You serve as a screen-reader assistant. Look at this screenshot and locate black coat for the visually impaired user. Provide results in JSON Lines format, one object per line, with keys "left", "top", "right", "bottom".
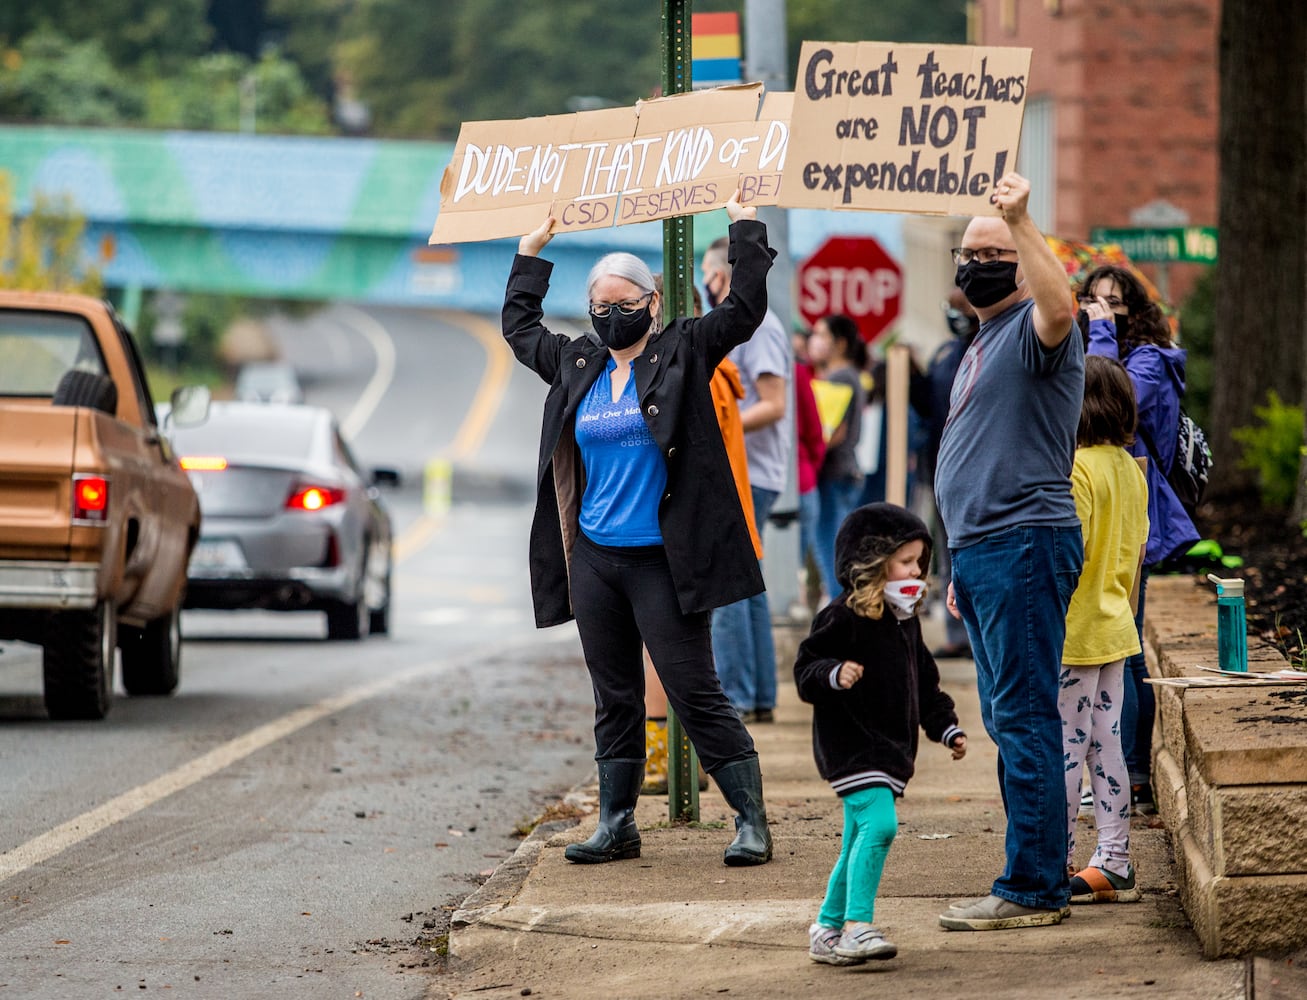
{"left": 502, "top": 220, "right": 775, "bottom": 627}
{"left": 793, "top": 598, "right": 963, "bottom": 797}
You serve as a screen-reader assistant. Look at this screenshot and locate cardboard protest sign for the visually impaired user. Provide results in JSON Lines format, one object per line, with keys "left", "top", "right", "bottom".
{"left": 429, "top": 84, "right": 790, "bottom": 244}
{"left": 779, "top": 41, "right": 1032, "bottom": 217}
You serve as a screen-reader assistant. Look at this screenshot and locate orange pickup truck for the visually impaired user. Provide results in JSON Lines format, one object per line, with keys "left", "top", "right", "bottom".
{"left": 0, "top": 291, "right": 201, "bottom": 719}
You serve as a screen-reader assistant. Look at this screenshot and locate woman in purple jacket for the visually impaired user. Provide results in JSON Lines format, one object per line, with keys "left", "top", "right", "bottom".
{"left": 1078, "top": 265, "right": 1199, "bottom": 813}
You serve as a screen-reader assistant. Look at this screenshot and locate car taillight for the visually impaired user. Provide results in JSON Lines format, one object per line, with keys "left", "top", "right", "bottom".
{"left": 180, "top": 455, "right": 229, "bottom": 471}
{"left": 286, "top": 485, "right": 346, "bottom": 511}
{"left": 73, "top": 474, "right": 109, "bottom": 522}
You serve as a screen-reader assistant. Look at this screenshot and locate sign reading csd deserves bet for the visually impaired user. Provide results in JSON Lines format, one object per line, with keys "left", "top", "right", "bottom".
{"left": 429, "top": 84, "right": 791, "bottom": 244}
{"left": 780, "top": 41, "right": 1031, "bottom": 217}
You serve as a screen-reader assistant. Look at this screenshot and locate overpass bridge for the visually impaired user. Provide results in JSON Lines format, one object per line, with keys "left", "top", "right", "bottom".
{"left": 0, "top": 125, "right": 901, "bottom": 317}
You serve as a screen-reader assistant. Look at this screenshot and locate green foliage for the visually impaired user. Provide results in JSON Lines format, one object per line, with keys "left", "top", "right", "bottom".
{"left": 1177, "top": 267, "right": 1215, "bottom": 430}
{"left": 0, "top": 22, "right": 331, "bottom": 135}
{"left": 0, "top": 170, "right": 103, "bottom": 294}
{"left": 3, "top": 0, "right": 968, "bottom": 140}
{"left": 1230, "top": 390, "right": 1304, "bottom": 510}
{"left": 140, "top": 50, "right": 332, "bottom": 133}
{"left": 0, "top": 26, "right": 141, "bottom": 125}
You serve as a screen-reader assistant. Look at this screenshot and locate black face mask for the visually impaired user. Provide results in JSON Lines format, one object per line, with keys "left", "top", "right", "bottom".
{"left": 703, "top": 271, "right": 724, "bottom": 309}
{"left": 1110, "top": 313, "right": 1131, "bottom": 341}
{"left": 591, "top": 303, "right": 652, "bottom": 350}
{"left": 955, "top": 260, "right": 1019, "bottom": 308}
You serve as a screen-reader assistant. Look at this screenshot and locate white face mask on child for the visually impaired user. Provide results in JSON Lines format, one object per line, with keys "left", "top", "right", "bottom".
{"left": 884, "top": 579, "right": 927, "bottom": 620}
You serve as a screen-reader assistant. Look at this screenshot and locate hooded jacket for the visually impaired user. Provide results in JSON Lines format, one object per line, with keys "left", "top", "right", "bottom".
{"left": 1087, "top": 318, "right": 1200, "bottom": 564}
{"left": 502, "top": 220, "right": 774, "bottom": 627}
{"left": 793, "top": 503, "right": 964, "bottom": 797}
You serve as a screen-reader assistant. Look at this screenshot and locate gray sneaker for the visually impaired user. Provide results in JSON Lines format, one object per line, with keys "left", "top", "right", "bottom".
{"left": 808, "top": 923, "right": 862, "bottom": 966}
{"left": 938, "top": 893, "right": 1065, "bottom": 931}
{"left": 947, "top": 894, "right": 1071, "bottom": 918}
{"left": 833, "top": 923, "right": 897, "bottom": 960}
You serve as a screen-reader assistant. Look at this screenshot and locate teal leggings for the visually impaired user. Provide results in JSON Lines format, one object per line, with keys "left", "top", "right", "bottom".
{"left": 817, "top": 785, "right": 898, "bottom": 927}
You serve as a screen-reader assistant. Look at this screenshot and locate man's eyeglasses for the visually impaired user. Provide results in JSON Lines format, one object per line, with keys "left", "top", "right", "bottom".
{"left": 589, "top": 294, "right": 652, "bottom": 318}
{"left": 1077, "top": 294, "right": 1126, "bottom": 310}
{"left": 950, "top": 247, "right": 1019, "bottom": 266}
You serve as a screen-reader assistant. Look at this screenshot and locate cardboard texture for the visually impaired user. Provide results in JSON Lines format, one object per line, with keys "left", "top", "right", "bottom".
{"left": 779, "top": 40, "right": 1032, "bottom": 217}
{"left": 429, "top": 83, "right": 790, "bottom": 244}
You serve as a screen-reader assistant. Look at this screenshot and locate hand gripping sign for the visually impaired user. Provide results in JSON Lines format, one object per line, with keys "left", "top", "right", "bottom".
{"left": 428, "top": 84, "right": 791, "bottom": 244}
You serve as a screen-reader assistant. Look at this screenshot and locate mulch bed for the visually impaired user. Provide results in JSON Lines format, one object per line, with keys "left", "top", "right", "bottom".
{"left": 1192, "top": 489, "right": 1307, "bottom": 666}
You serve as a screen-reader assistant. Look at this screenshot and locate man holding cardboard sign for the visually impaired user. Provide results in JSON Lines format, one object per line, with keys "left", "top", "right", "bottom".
{"left": 934, "top": 173, "right": 1085, "bottom": 931}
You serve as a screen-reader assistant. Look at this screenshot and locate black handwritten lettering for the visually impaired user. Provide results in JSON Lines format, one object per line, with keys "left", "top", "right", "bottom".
{"left": 834, "top": 117, "right": 880, "bottom": 140}
{"left": 915, "top": 51, "right": 1027, "bottom": 105}
{"left": 899, "top": 105, "right": 989, "bottom": 151}
{"left": 804, "top": 47, "right": 899, "bottom": 100}
{"left": 818, "top": 149, "right": 1005, "bottom": 204}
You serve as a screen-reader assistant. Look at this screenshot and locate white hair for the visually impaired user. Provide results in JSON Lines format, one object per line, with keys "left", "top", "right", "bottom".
{"left": 586, "top": 253, "right": 656, "bottom": 301}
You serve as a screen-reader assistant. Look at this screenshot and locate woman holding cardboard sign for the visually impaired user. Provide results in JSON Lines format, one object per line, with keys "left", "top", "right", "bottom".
{"left": 503, "top": 190, "right": 774, "bottom": 867}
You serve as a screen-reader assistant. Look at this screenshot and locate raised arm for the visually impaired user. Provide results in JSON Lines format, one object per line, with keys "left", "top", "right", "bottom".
{"left": 992, "top": 174, "right": 1075, "bottom": 350}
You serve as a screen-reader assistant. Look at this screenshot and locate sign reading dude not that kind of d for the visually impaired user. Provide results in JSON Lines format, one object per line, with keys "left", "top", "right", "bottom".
{"left": 428, "top": 41, "right": 1031, "bottom": 245}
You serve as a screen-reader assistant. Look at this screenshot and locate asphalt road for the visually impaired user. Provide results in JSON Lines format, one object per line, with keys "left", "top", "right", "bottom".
{"left": 0, "top": 305, "right": 597, "bottom": 998}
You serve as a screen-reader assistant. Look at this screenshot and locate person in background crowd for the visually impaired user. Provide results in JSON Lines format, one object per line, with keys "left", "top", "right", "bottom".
{"left": 795, "top": 503, "right": 966, "bottom": 965}
{"left": 1078, "top": 265, "right": 1199, "bottom": 815}
{"left": 809, "top": 314, "right": 867, "bottom": 601}
{"left": 642, "top": 275, "right": 757, "bottom": 795}
{"left": 701, "top": 235, "right": 793, "bottom": 724}
{"left": 910, "top": 288, "right": 979, "bottom": 659}
{"left": 503, "top": 191, "right": 773, "bottom": 867}
{"left": 935, "top": 172, "right": 1084, "bottom": 932}
{"left": 1059, "top": 355, "right": 1149, "bottom": 905}
{"left": 794, "top": 347, "right": 828, "bottom": 613}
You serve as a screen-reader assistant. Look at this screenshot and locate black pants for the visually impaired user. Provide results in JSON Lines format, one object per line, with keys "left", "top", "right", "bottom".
{"left": 570, "top": 533, "right": 756, "bottom": 773}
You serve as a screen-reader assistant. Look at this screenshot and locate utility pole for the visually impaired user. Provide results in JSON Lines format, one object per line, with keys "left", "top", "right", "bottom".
{"left": 661, "top": 0, "right": 701, "bottom": 822}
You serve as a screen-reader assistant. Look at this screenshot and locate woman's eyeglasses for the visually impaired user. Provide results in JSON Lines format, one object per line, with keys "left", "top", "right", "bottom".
{"left": 589, "top": 294, "right": 652, "bottom": 318}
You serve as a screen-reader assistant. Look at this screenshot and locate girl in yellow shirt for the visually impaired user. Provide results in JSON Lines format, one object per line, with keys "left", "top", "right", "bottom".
{"left": 1060, "top": 356, "right": 1149, "bottom": 903}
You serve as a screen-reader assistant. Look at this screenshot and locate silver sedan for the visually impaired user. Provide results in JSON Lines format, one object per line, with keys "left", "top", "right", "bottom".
{"left": 170, "top": 402, "right": 397, "bottom": 639}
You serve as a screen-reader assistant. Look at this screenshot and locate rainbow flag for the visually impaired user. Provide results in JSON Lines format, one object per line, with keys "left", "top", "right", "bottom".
{"left": 692, "top": 12, "right": 742, "bottom": 89}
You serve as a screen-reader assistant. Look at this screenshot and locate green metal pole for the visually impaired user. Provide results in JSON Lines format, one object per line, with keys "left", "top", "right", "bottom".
{"left": 661, "top": 0, "right": 701, "bottom": 823}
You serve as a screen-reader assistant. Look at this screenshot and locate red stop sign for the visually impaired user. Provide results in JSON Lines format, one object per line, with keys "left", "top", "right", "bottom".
{"left": 798, "top": 236, "right": 902, "bottom": 343}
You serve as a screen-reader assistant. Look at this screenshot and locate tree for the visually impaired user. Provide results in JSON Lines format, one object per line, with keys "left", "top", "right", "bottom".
{"left": 0, "top": 171, "right": 104, "bottom": 295}
{"left": 0, "top": 26, "right": 141, "bottom": 125}
{"left": 1209, "top": 2, "right": 1307, "bottom": 517}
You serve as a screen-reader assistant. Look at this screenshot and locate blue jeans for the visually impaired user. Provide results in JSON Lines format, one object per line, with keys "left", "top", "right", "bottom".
{"left": 711, "top": 486, "right": 779, "bottom": 713}
{"left": 1119, "top": 571, "right": 1153, "bottom": 785}
{"left": 798, "top": 487, "right": 820, "bottom": 586}
{"left": 815, "top": 477, "right": 863, "bottom": 597}
{"left": 951, "top": 525, "right": 1083, "bottom": 910}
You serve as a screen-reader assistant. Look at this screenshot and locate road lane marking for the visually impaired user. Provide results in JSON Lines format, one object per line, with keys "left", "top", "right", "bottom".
{"left": 389, "top": 310, "right": 517, "bottom": 559}
{"left": 335, "top": 304, "right": 398, "bottom": 440}
{"left": 438, "top": 310, "right": 514, "bottom": 462}
{"left": 0, "top": 629, "right": 578, "bottom": 884}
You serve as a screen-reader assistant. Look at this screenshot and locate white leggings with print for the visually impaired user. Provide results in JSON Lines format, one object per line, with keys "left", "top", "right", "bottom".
{"left": 1058, "top": 660, "right": 1131, "bottom": 878}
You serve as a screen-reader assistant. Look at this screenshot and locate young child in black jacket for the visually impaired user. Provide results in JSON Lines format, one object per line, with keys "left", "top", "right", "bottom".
{"left": 794, "top": 503, "right": 967, "bottom": 965}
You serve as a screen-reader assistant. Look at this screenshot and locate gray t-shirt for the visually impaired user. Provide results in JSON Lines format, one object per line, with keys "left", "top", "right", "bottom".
{"left": 729, "top": 308, "right": 793, "bottom": 494}
{"left": 936, "top": 298, "right": 1084, "bottom": 550}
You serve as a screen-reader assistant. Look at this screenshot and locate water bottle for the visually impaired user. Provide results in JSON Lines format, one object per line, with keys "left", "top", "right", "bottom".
{"left": 1207, "top": 574, "right": 1248, "bottom": 672}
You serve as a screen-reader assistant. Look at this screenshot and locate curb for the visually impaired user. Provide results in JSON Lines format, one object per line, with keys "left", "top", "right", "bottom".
{"left": 450, "top": 817, "right": 580, "bottom": 934}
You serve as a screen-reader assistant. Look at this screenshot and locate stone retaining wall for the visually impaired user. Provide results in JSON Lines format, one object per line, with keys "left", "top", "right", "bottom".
{"left": 1146, "top": 576, "right": 1307, "bottom": 958}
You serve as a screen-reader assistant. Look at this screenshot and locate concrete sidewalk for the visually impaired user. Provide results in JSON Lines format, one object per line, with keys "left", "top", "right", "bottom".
{"left": 430, "top": 617, "right": 1245, "bottom": 999}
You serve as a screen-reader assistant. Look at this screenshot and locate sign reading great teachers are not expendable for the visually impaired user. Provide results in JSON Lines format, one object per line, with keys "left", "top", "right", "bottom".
{"left": 427, "top": 41, "right": 1031, "bottom": 245}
